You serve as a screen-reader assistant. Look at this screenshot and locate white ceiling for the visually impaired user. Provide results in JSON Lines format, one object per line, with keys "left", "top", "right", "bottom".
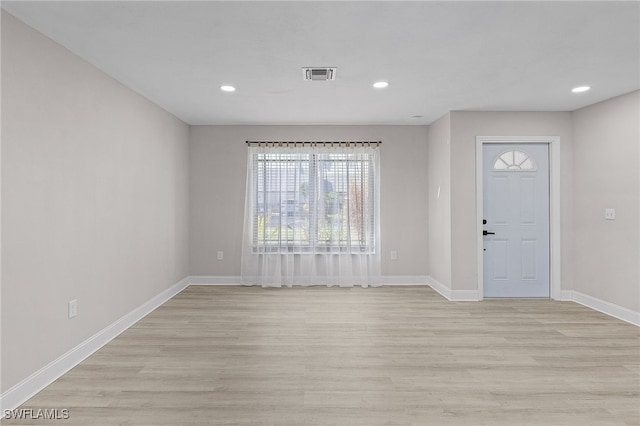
{"left": 3, "top": 1, "right": 639, "bottom": 125}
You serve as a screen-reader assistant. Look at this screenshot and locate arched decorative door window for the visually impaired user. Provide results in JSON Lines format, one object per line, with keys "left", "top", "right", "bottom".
{"left": 492, "top": 149, "right": 536, "bottom": 171}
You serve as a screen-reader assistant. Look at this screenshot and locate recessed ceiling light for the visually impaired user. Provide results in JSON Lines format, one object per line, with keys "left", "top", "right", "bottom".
{"left": 373, "top": 81, "right": 389, "bottom": 89}
{"left": 220, "top": 85, "right": 236, "bottom": 92}
{"left": 571, "top": 86, "right": 590, "bottom": 93}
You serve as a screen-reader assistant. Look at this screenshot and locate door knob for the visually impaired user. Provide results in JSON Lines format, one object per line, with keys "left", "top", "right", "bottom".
{"left": 483, "top": 230, "right": 495, "bottom": 236}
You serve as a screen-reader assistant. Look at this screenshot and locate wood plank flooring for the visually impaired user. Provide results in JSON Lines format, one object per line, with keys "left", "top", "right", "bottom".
{"left": 5, "top": 286, "right": 639, "bottom": 425}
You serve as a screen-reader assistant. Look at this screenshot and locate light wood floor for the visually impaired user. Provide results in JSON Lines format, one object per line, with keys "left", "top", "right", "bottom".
{"left": 6, "top": 286, "right": 639, "bottom": 425}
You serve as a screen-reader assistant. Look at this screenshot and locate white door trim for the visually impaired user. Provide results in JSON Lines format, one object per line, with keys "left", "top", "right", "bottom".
{"left": 476, "top": 136, "right": 561, "bottom": 300}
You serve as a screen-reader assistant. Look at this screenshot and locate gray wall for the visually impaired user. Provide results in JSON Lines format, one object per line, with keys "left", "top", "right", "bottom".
{"left": 1, "top": 12, "right": 190, "bottom": 392}
{"left": 426, "top": 113, "right": 451, "bottom": 288}
{"left": 571, "top": 91, "right": 639, "bottom": 312}
{"left": 189, "top": 125, "right": 429, "bottom": 278}
{"left": 449, "top": 112, "right": 574, "bottom": 291}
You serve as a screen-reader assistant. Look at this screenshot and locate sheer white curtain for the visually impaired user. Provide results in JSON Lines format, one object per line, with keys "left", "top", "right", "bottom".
{"left": 241, "top": 144, "right": 381, "bottom": 287}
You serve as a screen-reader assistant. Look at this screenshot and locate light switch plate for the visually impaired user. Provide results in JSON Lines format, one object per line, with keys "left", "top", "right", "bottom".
{"left": 68, "top": 299, "right": 77, "bottom": 318}
{"left": 605, "top": 208, "right": 615, "bottom": 220}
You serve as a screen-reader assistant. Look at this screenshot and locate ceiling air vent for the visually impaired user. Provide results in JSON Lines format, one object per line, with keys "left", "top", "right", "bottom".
{"left": 302, "top": 67, "right": 337, "bottom": 81}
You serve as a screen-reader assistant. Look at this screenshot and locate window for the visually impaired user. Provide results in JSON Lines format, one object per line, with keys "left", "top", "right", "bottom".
{"left": 493, "top": 149, "right": 536, "bottom": 171}
{"left": 241, "top": 143, "right": 381, "bottom": 287}
{"left": 249, "top": 148, "right": 377, "bottom": 253}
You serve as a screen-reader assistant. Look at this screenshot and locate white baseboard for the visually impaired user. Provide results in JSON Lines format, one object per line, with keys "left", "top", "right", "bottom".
{"left": 426, "top": 275, "right": 452, "bottom": 300}
{"left": 379, "top": 276, "right": 428, "bottom": 286}
{"left": 189, "top": 275, "right": 242, "bottom": 285}
{"left": 558, "top": 290, "right": 573, "bottom": 301}
{"left": 567, "top": 290, "right": 640, "bottom": 326}
{"left": 426, "top": 280, "right": 638, "bottom": 325}
{"left": 426, "top": 276, "right": 480, "bottom": 301}
{"left": 188, "top": 276, "right": 429, "bottom": 286}
{"left": 450, "top": 289, "right": 481, "bottom": 301}
{"left": 0, "top": 277, "right": 190, "bottom": 414}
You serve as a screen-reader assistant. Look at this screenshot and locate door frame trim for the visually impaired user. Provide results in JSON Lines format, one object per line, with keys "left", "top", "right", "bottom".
{"left": 476, "top": 136, "right": 561, "bottom": 300}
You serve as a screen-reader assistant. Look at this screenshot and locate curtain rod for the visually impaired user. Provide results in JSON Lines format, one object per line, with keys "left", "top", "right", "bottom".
{"left": 246, "top": 141, "right": 381, "bottom": 147}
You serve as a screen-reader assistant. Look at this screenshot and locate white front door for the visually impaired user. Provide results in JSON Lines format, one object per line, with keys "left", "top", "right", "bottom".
{"left": 483, "top": 143, "right": 550, "bottom": 298}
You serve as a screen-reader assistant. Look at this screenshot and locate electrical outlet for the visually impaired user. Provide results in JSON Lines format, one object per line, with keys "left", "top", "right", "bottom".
{"left": 217, "top": 251, "right": 224, "bottom": 260}
{"left": 68, "top": 299, "right": 77, "bottom": 318}
{"left": 605, "top": 208, "right": 615, "bottom": 220}
{"left": 391, "top": 250, "right": 398, "bottom": 261}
